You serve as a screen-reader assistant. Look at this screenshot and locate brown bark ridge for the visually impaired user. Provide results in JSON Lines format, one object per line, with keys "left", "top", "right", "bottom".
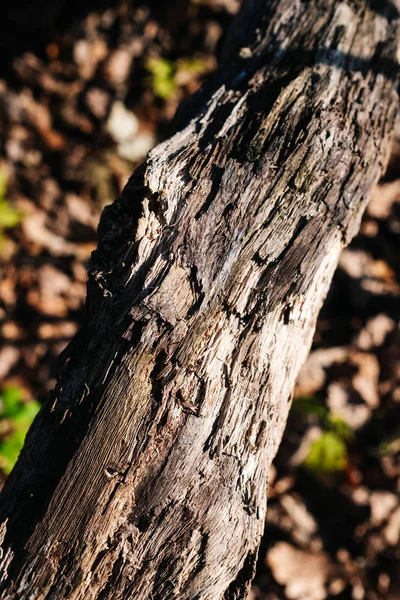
{"left": 0, "top": 1, "right": 399, "bottom": 598}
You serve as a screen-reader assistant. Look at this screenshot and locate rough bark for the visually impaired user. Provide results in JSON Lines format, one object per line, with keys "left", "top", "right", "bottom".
{"left": 0, "top": 1, "right": 399, "bottom": 599}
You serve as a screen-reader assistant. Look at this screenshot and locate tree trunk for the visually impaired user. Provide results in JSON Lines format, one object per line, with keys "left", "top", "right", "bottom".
{"left": 0, "top": 1, "right": 399, "bottom": 598}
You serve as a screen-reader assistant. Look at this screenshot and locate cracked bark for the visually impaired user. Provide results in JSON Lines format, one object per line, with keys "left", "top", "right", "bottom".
{"left": 0, "top": 1, "right": 399, "bottom": 598}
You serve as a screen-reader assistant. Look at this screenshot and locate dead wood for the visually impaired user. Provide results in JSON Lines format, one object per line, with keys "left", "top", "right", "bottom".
{"left": 0, "top": 1, "right": 399, "bottom": 598}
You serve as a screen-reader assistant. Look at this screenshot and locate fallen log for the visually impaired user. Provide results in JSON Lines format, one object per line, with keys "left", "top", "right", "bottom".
{"left": 0, "top": 1, "right": 399, "bottom": 598}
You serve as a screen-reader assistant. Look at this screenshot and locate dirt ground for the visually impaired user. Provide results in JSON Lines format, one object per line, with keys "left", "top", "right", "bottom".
{"left": 0, "top": 1, "right": 399, "bottom": 598}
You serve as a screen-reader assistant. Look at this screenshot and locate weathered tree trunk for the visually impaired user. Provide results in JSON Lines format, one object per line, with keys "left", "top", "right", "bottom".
{"left": 0, "top": 1, "right": 399, "bottom": 598}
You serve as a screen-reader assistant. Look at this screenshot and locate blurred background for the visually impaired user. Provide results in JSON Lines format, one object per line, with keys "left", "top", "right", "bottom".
{"left": 0, "top": 1, "right": 399, "bottom": 598}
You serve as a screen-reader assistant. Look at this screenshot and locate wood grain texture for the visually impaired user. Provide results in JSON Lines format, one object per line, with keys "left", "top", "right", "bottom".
{"left": 0, "top": 1, "right": 399, "bottom": 598}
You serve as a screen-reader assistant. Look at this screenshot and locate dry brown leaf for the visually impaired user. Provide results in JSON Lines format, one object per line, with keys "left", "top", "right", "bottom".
{"left": 267, "top": 542, "right": 345, "bottom": 600}
{"left": 368, "top": 181, "right": 400, "bottom": 219}
{"left": 295, "top": 348, "right": 348, "bottom": 397}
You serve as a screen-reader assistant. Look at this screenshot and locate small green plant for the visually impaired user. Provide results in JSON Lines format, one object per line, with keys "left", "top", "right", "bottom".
{"left": 0, "top": 386, "right": 40, "bottom": 475}
{"left": 303, "top": 431, "right": 348, "bottom": 473}
{"left": 293, "top": 395, "right": 353, "bottom": 474}
{"left": 0, "top": 168, "right": 21, "bottom": 250}
{"left": 146, "top": 57, "right": 177, "bottom": 100}
{"left": 146, "top": 57, "right": 208, "bottom": 100}
{"left": 292, "top": 395, "right": 329, "bottom": 420}
{"left": 379, "top": 430, "right": 400, "bottom": 457}
{"left": 327, "top": 413, "right": 353, "bottom": 441}
{"left": 178, "top": 58, "right": 208, "bottom": 76}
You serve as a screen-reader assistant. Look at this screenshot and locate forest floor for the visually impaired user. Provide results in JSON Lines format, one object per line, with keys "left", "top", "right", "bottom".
{"left": 0, "top": 1, "right": 399, "bottom": 599}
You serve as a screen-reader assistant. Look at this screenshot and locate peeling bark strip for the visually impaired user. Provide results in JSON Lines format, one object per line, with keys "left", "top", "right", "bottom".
{"left": 0, "top": 1, "right": 399, "bottom": 598}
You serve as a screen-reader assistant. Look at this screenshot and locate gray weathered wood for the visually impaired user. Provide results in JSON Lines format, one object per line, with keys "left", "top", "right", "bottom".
{"left": 0, "top": 1, "right": 399, "bottom": 598}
